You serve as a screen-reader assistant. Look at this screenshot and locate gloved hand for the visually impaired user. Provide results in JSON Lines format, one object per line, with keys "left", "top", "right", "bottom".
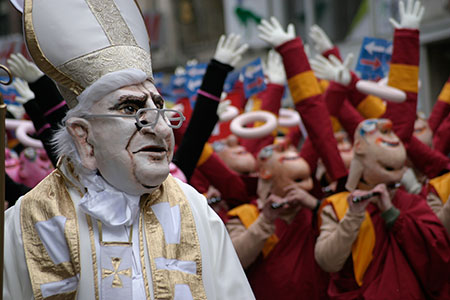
{"left": 389, "top": 0, "right": 425, "bottom": 29}
{"left": 265, "top": 49, "right": 286, "bottom": 85}
{"left": 308, "top": 24, "right": 333, "bottom": 54}
{"left": 7, "top": 53, "right": 43, "bottom": 83}
{"left": 217, "top": 99, "right": 231, "bottom": 116}
{"left": 213, "top": 34, "right": 249, "bottom": 67}
{"left": 12, "top": 78, "right": 35, "bottom": 104}
{"left": 310, "top": 53, "right": 354, "bottom": 86}
{"left": 257, "top": 16, "right": 296, "bottom": 48}
{"left": 174, "top": 66, "right": 186, "bottom": 75}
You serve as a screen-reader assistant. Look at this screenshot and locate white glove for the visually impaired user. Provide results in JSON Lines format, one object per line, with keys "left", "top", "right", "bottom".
{"left": 174, "top": 66, "right": 186, "bottom": 75}
{"left": 389, "top": 0, "right": 425, "bottom": 29}
{"left": 217, "top": 99, "right": 231, "bottom": 116}
{"left": 400, "top": 168, "right": 422, "bottom": 194}
{"left": 12, "top": 78, "right": 35, "bottom": 104}
{"left": 257, "top": 16, "right": 296, "bottom": 48}
{"left": 310, "top": 53, "right": 354, "bottom": 86}
{"left": 265, "top": 49, "right": 286, "bottom": 85}
{"left": 213, "top": 34, "right": 249, "bottom": 67}
{"left": 7, "top": 53, "right": 43, "bottom": 83}
{"left": 308, "top": 24, "right": 333, "bottom": 54}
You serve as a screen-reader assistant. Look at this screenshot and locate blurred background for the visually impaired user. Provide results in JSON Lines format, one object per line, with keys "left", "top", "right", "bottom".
{"left": 1, "top": 0, "right": 450, "bottom": 114}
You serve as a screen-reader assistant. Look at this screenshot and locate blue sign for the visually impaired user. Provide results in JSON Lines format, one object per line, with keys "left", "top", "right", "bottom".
{"left": 355, "top": 37, "right": 392, "bottom": 81}
{"left": 162, "top": 73, "right": 188, "bottom": 103}
{"left": 153, "top": 72, "right": 165, "bottom": 92}
{"left": 185, "top": 63, "right": 207, "bottom": 107}
{"left": 242, "top": 57, "right": 266, "bottom": 99}
{"left": 223, "top": 70, "right": 240, "bottom": 93}
{"left": 0, "top": 77, "right": 19, "bottom": 105}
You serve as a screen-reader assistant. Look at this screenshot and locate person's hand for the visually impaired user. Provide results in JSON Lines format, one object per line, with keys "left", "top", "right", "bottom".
{"left": 213, "top": 34, "right": 249, "bottom": 67}
{"left": 7, "top": 53, "right": 44, "bottom": 83}
{"left": 284, "top": 184, "right": 318, "bottom": 210}
{"left": 371, "top": 183, "right": 392, "bottom": 212}
{"left": 347, "top": 189, "right": 374, "bottom": 214}
{"left": 389, "top": 0, "right": 425, "bottom": 29}
{"left": 257, "top": 16, "right": 296, "bottom": 48}
{"left": 217, "top": 99, "right": 231, "bottom": 116}
{"left": 310, "top": 53, "right": 354, "bottom": 86}
{"left": 308, "top": 24, "right": 333, "bottom": 54}
{"left": 261, "top": 194, "right": 299, "bottom": 222}
{"left": 265, "top": 49, "right": 286, "bottom": 85}
{"left": 12, "top": 78, "right": 35, "bottom": 104}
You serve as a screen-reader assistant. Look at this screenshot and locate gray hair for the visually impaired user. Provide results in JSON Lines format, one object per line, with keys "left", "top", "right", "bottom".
{"left": 51, "top": 99, "right": 96, "bottom": 176}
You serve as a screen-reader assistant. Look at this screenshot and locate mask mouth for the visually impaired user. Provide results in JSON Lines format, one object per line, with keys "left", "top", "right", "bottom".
{"left": 414, "top": 126, "right": 426, "bottom": 134}
{"left": 133, "top": 145, "right": 167, "bottom": 154}
{"left": 378, "top": 138, "right": 400, "bottom": 147}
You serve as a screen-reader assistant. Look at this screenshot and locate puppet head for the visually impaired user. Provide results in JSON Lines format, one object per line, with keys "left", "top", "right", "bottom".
{"left": 213, "top": 134, "right": 256, "bottom": 174}
{"left": 25, "top": 0, "right": 184, "bottom": 195}
{"left": 256, "top": 141, "right": 312, "bottom": 200}
{"left": 413, "top": 112, "right": 432, "bottom": 147}
{"left": 346, "top": 118, "right": 406, "bottom": 191}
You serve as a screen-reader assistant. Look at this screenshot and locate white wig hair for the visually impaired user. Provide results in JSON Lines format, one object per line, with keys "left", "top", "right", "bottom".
{"left": 52, "top": 68, "right": 149, "bottom": 174}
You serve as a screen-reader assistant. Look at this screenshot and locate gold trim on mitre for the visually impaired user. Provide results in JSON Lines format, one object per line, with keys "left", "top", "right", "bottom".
{"left": 24, "top": 0, "right": 84, "bottom": 98}
{"left": 23, "top": 0, "right": 153, "bottom": 109}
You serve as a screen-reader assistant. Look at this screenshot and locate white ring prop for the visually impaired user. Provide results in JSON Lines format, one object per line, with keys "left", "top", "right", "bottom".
{"left": 15, "top": 121, "right": 44, "bottom": 148}
{"left": 356, "top": 80, "right": 406, "bottom": 103}
{"left": 230, "top": 111, "right": 277, "bottom": 139}
{"left": 278, "top": 108, "right": 300, "bottom": 127}
{"left": 5, "top": 118, "right": 29, "bottom": 131}
{"left": 219, "top": 105, "right": 239, "bottom": 122}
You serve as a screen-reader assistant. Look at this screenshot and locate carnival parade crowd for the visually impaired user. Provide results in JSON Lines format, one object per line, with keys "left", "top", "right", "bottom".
{"left": 3, "top": 0, "right": 450, "bottom": 299}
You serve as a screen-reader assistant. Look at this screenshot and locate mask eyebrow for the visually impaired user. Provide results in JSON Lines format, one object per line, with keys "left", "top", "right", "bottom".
{"left": 109, "top": 94, "right": 148, "bottom": 110}
{"left": 149, "top": 91, "right": 164, "bottom": 108}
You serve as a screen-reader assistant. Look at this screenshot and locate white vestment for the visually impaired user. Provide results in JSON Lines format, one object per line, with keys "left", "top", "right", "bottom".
{"left": 3, "top": 168, "right": 255, "bottom": 300}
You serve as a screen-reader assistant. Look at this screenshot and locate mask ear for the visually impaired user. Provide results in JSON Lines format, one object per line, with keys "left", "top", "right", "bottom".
{"left": 66, "top": 117, "right": 97, "bottom": 171}
{"left": 353, "top": 139, "right": 367, "bottom": 155}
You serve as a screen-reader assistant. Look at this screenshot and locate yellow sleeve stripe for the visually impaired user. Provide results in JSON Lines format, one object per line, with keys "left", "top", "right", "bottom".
{"left": 438, "top": 83, "right": 450, "bottom": 104}
{"left": 357, "top": 95, "right": 386, "bottom": 118}
{"left": 196, "top": 143, "right": 213, "bottom": 167}
{"left": 330, "top": 116, "right": 342, "bottom": 132}
{"left": 387, "top": 64, "right": 419, "bottom": 93}
{"left": 288, "top": 70, "right": 322, "bottom": 104}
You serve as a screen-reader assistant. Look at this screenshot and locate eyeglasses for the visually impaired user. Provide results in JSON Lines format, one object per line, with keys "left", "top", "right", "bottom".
{"left": 83, "top": 108, "right": 186, "bottom": 130}
{"left": 360, "top": 118, "right": 392, "bottom": 136}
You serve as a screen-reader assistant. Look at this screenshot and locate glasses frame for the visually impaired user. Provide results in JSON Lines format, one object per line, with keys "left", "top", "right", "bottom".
{"left": 82, "top": 108, "right": 186, "bottom": 129}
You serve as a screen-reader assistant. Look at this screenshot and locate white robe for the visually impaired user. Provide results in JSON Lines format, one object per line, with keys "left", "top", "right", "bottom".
{"left": 3, "top": 176, "right": 255, "bottom": 300}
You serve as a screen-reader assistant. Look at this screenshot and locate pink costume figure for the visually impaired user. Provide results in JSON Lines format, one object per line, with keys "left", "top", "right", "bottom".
{"left": 17, "top": 147, "right": 53, "bottom": 188}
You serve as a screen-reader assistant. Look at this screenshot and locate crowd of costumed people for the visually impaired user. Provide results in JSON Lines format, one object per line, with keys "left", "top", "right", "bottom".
{"left": 2, "top": 0, "right": 450, "bottom": 299}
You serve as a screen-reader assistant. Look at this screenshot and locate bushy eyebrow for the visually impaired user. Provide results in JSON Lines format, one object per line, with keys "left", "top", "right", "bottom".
{"left": 109, "top": 94, "right": 148, "bottom": 110}
{"left": 149, "top": 91, "right": 164, "bottom": 108}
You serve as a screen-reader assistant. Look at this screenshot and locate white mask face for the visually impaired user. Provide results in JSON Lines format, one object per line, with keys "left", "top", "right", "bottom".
{"left": 79, "top": 80, "right": 175, "bottom": 195}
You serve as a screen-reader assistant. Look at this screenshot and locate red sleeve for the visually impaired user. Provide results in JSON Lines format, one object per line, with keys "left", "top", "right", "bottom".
{"left": 406, "top": 136, "right": 450, "bottom": 178}
{"left": 300, "top": 137, "right": 319, "bottom": 174}
{"left": 428, "top": 76, "right": 450, "bottom": 133}
{"left": 432, "top": 113, "right": 450, "bottom": 156}
{"left": 382, "top": 29, "right": 420, "bottom": 143}
{"left": 391, "top": 189, "right": 450, "bottom": 298}
{"left": 276, "top": 38, "right": 347, "bottom": 181}
{"left": 227, "top": 80, "right": 247, "bottom": 111}
{"left": 336, "top": 100, "right": 364, "bottom": 142}
{"left": 196, "top": 152, "right": 250, "bottom": 207}
{"left": 322, "top": 46, "right": 342, "bottom": 61}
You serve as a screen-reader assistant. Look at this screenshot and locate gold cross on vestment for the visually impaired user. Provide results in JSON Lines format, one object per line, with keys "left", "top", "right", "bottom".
{"left": 102, "top": 257, "right": 132, "bottom": 288}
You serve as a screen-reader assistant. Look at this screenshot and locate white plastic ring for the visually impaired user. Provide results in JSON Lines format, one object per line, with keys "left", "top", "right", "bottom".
{"left": 356, "top": 80, "right": 406, "bottom": 103}
{"left": 230, "top": 111, "right": 277, "bottom": 139}
{"left": 219, "top": 105, "right": 239, "bottom": 122}
{"left": 278, "top": 108, "right": 300, "bottom": 127}
{"left": 15, "top": 121, "right": 43, "bottom": 148}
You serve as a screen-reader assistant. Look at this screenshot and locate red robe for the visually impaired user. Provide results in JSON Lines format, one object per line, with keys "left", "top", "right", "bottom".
{"left": 326, "top": 188, "right": 450, "bottom": 299}
{"left": 245, "top": 208, "right": 330, "bottom": 300}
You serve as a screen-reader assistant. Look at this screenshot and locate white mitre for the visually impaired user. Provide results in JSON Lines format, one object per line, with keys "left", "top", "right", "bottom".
{"left": 21, "top": 0, "right": 152, "bottom": 108}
